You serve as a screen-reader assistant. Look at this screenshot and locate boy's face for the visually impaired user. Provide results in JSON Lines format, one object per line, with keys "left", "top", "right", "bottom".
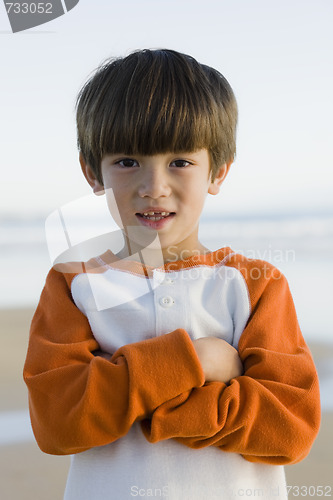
{"left": 81, "top": 149, "right": 230, "bottom": 261}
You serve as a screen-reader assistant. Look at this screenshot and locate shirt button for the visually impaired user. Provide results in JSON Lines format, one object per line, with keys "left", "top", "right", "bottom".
{"left": 159, "top": 277, "right": 175, "bottom": 285}
{"left": 159, "top": 296, "right": 174, "bottom": 307}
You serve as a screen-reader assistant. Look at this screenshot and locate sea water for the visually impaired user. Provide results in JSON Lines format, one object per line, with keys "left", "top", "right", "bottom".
{"left": 0, "top": 212, "right": 332, "bottom": 445}
{"left": 1, "top": 211, "right": 332, "bottom": 343}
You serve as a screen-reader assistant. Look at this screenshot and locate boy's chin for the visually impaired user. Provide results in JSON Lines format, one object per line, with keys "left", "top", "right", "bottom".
{"left": 122, "top": 225, "right": 161, "bottom": 249}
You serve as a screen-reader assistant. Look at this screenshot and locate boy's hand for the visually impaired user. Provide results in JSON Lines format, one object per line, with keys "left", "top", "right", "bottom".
{"left": 192, "top": 337, "right": 243, "bottom": 384}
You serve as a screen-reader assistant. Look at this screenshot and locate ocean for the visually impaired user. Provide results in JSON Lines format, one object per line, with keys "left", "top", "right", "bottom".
{"left": 1, "top": 211, "right": 332, "bottom": 444}
{"left": 1, "top": 210, "right": 333, "bottom": 344}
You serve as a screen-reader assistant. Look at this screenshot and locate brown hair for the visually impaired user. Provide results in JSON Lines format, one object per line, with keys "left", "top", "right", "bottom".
{"left": 76, "top": 49, "right": 238, "bottom": 183}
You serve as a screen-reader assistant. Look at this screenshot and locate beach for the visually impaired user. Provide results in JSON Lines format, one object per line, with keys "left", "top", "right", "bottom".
{"left": 1, "top": 307, "right": 332, "bottom": 500}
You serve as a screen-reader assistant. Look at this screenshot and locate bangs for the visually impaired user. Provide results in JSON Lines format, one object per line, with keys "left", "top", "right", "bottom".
{"left": 98, "top": 54, "right": 218, "bottom": 155}
{"left": 76, "top": 49, "right": 237, "bottom": 179}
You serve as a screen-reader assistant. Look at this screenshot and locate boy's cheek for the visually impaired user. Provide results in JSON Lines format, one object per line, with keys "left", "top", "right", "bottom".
{"left": 104, "top": 188, "right": 124, "bottom": 226}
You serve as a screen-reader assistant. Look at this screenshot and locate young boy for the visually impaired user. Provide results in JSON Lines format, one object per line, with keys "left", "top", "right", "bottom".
{"left": 24, "top": 49, "right": 320, "bottom": 499}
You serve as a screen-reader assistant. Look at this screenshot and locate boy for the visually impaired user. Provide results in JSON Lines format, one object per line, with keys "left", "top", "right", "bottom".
{"left": 24, "top": 49, "right": 320, "bottom": 499}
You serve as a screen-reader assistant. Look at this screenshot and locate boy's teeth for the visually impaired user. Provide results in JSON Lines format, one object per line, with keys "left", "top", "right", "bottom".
{"left": 143, "top": 211, "right": 170, "bottom": 217}
{"left": 140, "top": 211, "right": 172, "bottom": 221}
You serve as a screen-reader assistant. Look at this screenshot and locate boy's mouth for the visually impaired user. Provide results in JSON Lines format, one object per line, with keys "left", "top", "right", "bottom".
{"left": 136, "top": 211, "right": 175, "bottom": 221}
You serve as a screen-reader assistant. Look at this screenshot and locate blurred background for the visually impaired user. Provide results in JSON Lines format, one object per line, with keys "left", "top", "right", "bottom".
{"left": 1, "top": 0, "right": 332, "bottom": 498}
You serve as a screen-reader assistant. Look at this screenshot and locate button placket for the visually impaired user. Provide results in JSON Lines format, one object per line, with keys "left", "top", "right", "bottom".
{"left": 153, "top": 270, "right": 185, "bottom": 336}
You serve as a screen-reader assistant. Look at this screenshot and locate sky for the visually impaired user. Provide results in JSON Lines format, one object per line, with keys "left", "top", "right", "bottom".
{"left": 0, "top": 0, "right": 333, "bottom": 219}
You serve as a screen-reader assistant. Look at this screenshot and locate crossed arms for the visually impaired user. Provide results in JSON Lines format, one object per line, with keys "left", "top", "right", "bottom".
{"left": 23, "top": 264, "right": 320, "bottom": 464}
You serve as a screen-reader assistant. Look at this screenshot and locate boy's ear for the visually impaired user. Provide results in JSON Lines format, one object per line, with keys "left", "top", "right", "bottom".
{"left": 208, "top": 162, "right": 232, "bottom": 195}
{"left": 79, "top": 153, "right": 105, "bottom": 196}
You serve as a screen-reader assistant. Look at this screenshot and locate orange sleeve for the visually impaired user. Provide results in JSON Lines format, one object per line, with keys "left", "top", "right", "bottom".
{"left": 23, "top": 267, "right": 205, "bottom": 455}
{"left": 141, "top": 262, "right": 321, "bottom": 465}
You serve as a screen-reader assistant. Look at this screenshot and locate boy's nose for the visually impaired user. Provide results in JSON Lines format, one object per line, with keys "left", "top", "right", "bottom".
{"left": 137, "top": 171, "right": 172, "bottom": 199}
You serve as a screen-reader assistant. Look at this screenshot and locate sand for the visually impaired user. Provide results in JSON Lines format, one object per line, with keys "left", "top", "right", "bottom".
{"left": 0, "top": 308, "right": 332, "bottom": 500}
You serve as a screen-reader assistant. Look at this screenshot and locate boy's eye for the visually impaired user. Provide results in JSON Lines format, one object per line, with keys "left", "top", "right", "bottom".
{"left": 171, "top": 159, "right": 191, "bottom": 168}
{"left": 116, "top": 158, "right": 139, "bottom": 168}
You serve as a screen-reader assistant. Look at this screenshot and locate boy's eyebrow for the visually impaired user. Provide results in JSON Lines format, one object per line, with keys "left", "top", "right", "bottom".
{"left": 102, "top": 153, "right": 204, "bottom": 167}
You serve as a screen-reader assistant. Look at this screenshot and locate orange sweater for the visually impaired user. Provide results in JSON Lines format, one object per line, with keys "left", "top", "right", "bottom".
{"left": 24, "top": 248, "right": 320, "bottom": 465}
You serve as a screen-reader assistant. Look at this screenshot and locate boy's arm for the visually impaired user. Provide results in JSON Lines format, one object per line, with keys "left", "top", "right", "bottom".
{"left": 23, "top": 267, "right": 205, "bottom": 455}
{"left": 141, "top": 264, "right": 321, "bottom": 465}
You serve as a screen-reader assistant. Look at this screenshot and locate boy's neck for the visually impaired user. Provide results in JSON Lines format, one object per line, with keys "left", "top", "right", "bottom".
{"left": 116, "top": 232, "right": 211, "bottom": 268}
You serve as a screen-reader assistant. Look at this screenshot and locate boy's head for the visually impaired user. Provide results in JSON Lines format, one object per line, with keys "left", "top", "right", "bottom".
{"left": 76, "top": 48, "right": 238, "bottom": 184}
